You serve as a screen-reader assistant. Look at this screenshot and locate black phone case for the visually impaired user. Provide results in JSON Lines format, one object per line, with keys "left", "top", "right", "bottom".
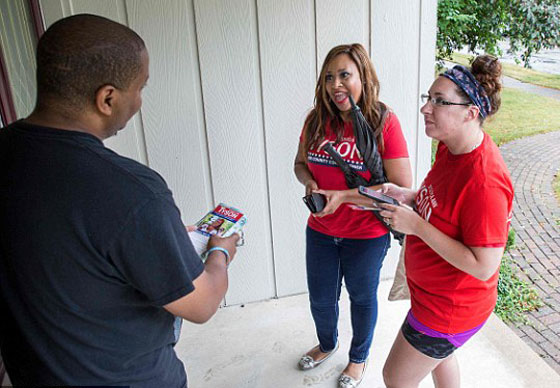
{"left": 358, "top": 186, "right": 399, "bottom": 205}
{"left": 302, "top": 193, "right": 326, "bottom": 213}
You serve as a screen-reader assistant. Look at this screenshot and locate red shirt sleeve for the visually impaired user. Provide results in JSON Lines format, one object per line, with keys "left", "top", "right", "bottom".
{"left": 381, "top": 113, "right": 409, "bottom": 159}
{"left": 459, "top": 183, "right": 512, "bottom": 247}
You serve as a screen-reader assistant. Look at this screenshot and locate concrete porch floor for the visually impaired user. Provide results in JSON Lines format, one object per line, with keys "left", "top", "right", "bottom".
{"left": 177, "top": 279, "right": 560, "bottom": 388}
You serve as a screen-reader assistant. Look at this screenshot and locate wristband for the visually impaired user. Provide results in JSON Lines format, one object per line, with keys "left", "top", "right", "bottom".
{"left": 206, "top": 247, "right": 230, "bottom": 268}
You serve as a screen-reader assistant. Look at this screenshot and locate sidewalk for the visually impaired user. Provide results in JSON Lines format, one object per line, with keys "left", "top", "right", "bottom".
{"left": 502, "top": 76, "right": 560, "bottom": 101}
{"left": 499, "top": 130, "right": 560, "bottom": 374}
{"left": 499, "top": 46, "right": 560, "bottom": 76}
{"left": 177, "top": 280, "right": 560, "bottom": 387}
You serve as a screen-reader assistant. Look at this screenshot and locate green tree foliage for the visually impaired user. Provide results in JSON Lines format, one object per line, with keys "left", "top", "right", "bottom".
{"left": 437, "top": 0, "right": 560, "bottom": 67}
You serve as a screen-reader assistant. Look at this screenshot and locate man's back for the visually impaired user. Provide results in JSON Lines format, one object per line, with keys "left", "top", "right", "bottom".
{"left": 0, "top": 121, "right": 203, "bottom": 387}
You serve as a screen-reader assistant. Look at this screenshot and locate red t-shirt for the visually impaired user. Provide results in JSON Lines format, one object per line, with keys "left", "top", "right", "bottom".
{"left": 302, "top": 112, "right": 409, "bottom": 239}
{"left": 406, "top": 133, "right": 514, "bottom": 333}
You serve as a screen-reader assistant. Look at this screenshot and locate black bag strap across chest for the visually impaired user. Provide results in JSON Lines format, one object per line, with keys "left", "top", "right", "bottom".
{"left": 322, "top": 96, "right": 405, "bottom": 245}
{"left": 323, "top": 142, "right": 404, "bottom": 245}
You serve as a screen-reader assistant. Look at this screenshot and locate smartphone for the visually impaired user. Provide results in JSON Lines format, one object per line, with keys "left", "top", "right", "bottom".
{"left": 358, "top": 186, "right": 399, "bottom": 205}
{"left": 302, "top": 193, "right": 326, "bottom": 213}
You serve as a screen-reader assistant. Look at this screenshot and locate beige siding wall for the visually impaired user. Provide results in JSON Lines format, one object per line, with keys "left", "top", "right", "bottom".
{"left": 0, "top": 0, "right": 37, "bottom": 118}
{"left": 29, "top": 0, "right": 436, "bottom": 305}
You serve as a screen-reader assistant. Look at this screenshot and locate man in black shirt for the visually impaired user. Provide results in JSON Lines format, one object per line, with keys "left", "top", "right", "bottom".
{"left": 0, "top": 14, "right": 238, "bottom": 388}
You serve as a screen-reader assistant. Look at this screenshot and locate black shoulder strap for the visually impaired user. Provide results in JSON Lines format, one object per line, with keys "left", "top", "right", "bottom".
{"left": 323, "top": 143, "right": 369, "bottom": 188}
{"left": 323, "top": 142, "right": 404, "bottom": 245}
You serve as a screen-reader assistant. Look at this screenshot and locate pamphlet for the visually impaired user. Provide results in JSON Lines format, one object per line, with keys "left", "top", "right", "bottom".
{"left": 188, "top": 203, "right": 247, "bottom": 257}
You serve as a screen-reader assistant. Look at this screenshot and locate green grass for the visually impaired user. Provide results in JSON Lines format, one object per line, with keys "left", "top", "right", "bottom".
{"left": 451, "top": 52, "right": 560, "bottom": 91}
{"left": 484, "top": 87, "right": 560, "bottom": 146}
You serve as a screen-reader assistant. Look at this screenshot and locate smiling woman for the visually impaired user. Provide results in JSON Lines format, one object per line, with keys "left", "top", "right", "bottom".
{"left": 293, "top": 43, "right": 412, "bottom": 388}
{"left": 324, "top": 54, "right": 364, "bottom": 121}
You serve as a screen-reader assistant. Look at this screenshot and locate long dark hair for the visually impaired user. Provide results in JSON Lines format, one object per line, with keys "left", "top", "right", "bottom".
{"left": 304, "top": 43, "right": 387, "bottom": 152}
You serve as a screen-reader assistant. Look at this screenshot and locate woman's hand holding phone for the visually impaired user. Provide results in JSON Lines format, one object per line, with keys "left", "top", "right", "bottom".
{"left": 380, "top": 183, "right": 415, "bottom": 206}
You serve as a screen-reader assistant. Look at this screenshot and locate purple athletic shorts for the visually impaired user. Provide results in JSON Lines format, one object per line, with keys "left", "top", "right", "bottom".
{"left": 402, "top": 310, "right": 486, "bottom": 359}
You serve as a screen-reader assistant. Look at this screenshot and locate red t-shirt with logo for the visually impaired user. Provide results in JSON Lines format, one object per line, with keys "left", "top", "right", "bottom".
{"left": 302, "top": 112, "right": 409, "bottom": 239}
{"left": 405, "top": 133, "right": 514, "bottom": 333}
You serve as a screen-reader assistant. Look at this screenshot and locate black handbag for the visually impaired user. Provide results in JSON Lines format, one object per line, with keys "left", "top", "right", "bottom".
{"left": 324, "top": 96, "right": 405, "bottom": 245}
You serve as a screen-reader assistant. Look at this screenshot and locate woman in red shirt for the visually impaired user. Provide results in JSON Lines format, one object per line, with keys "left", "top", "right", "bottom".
{"left": 380, "top": 55, "right": 513, "bottom": 387}
{"left": 294, "top": 43, "right": 411, "bottom": 388}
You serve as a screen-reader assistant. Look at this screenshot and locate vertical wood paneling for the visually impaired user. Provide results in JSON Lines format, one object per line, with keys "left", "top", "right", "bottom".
{"left": 316, "top": 0, "right": 369, "bottom": 71}
{"left": 39, "top": 0, "right": 66, "bottom": 27}
{"left": 371, "top": 0, "right": 420, "bottom": 161}
{"left": 194, "top": 0, "right": 275, "bottom": 304}
{"left": 0, "top": 0, "right": 37, "bottom": 119}
{"left": 257, "top": 0, "right": 316, "bottom": 297}
{"left": 416, "top": 0, "right": 437, "bottom": 186}
{"left": 35, "top": 0, "right": 438, "bottom": 305}
{"left": 126, "top": 0, "right": 212, "bottom": 224}
{"left": 371, "top": 0, "right": 421, "bottom": 278}
{"left": 70, "top": 0, "right": 121, "bottom": 17}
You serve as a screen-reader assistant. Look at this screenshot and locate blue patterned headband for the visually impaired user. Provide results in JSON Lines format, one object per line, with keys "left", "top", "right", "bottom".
{"left": 442, "top": 65, "right": 491, "bottom": 118}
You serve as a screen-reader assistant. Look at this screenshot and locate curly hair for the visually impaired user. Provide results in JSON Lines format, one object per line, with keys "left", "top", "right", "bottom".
{"left": 452, "top": 55, "right": 502, "bottom": 122}
{"left": 303, "top": 43, "right": 387, "bottom": 152}
{"left": 36, "top": 14, "right": 145, "bottom": 112}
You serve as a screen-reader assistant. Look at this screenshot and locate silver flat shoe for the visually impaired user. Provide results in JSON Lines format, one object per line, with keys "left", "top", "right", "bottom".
{"left": 297, "top": 342, "right": 339, "bottom": 370}
{"left": 338, "top": 359, "right": 368, "bottom": 388}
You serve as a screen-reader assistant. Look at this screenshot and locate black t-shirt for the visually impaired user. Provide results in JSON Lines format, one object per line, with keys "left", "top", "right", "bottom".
{"left": 0, "top": 121, "right": 204, "bottom": 387}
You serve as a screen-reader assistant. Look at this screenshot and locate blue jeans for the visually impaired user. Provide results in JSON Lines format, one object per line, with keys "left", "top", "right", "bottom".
{"left": 173, "top": 316, "right": 182, "bottom": 345}
{"left": 306, "top": 226, "right": 390, "bottom": 363}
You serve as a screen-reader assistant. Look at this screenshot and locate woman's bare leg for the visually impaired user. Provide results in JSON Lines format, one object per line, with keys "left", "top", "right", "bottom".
{"left": 432, "top": 353, "right": 459, "bottom": 388}
{"left": 383, "top": 331, "right": 459, "bottom": 388}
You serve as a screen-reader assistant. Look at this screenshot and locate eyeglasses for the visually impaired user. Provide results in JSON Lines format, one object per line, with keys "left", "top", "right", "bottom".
{"left": 421, "top": 94, "right": 471, "bottom": 107}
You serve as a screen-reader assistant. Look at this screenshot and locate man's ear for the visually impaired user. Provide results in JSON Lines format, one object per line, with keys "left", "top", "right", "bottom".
{"left": 95, "top": 85, "right": 117, "bottom": 116}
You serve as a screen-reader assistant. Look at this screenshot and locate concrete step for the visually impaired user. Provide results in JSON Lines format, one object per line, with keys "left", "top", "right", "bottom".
{"left": 178, "top": 279, "right": 560, "bottom": 387}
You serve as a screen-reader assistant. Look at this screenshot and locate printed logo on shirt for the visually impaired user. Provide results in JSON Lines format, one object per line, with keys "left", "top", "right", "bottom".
{"left": 416, "top": 183, "right": 438, "bottom": 222}
{"left": 307, "top": 138, "right": 366, "bottom": 172}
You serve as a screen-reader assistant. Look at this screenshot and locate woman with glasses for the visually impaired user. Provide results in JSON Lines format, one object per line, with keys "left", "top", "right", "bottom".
{"left": 294, "top": 43, "right": 412, "bottom": 387}
{"left": 380, "top": 55, "right": 513, "bottom": 387}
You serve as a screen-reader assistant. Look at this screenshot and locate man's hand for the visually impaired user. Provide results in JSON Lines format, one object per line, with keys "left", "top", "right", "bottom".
{"left": 164, "top": 230, "right": 240, "bottom": 324}
{"left": 207, "top": 234, "right": 240, "bottom": 266}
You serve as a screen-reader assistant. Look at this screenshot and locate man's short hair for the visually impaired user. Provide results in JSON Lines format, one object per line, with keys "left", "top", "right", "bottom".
{"left": 36, "top": 14, "right": 146, "bottom": 111}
